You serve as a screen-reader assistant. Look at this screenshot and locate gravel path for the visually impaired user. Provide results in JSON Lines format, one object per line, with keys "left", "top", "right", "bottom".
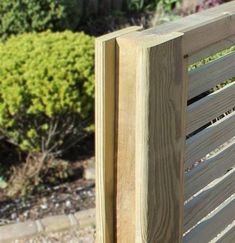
{"left": 12, "top": 226, "right": 95, "bottom": 243}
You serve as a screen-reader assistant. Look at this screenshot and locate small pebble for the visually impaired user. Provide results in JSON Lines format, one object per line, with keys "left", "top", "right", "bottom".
{"left": 11, "top": 213, "right": 17, "bottom": 220}
{"left": 40, "top": 204, "right": 48, "bottom": 210}
{"left": 65, "top": 200, "right": 72, "bottom": 208}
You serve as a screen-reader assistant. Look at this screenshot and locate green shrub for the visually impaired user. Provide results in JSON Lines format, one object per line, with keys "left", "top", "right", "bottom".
{"left": 0, "top": 31, "right": 94, "bottom": 155}
{"left": 0, "top": 0, "right": 82, "bottom": 40}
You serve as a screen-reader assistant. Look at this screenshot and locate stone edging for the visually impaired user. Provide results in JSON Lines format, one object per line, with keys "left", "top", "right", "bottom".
{"left": 0, "top": 208, "right": 95, "bottom": 242}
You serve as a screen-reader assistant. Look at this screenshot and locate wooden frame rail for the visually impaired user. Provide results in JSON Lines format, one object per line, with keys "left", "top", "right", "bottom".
{"left": 96, "top": 2, "right": 235, "bottom": 243}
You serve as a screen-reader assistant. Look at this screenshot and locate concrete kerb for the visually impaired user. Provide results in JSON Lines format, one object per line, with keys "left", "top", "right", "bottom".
{"left": 0, "top": 208, "right": 95, "bottom": 242}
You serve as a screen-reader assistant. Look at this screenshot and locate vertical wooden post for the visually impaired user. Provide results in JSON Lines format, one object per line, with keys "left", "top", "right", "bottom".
{"left": 135, "top": 33, "right": 188, "bottom": 242}
{"left": 95, "top": 26, "right": 141, "bottom": 243}
{"left": 115, "top": 32, "right": 188, "bottom": 242}
{"left": 115, "top": 33, "right": 140, "bottom": 243}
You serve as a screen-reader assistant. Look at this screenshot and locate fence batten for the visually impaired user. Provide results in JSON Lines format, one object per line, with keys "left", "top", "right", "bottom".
{"left": 95, "top": 26, "right": 141, "bottom": 243}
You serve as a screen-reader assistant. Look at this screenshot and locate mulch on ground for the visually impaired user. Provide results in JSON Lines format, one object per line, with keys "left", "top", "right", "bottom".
{"left": 0, "top": 159, "right": 95, "bottom": 227}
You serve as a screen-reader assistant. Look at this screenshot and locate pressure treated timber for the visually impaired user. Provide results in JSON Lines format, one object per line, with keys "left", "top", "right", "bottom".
{"left": 217, "top": 225, "right": 235, "bottom": 243}
{"left": 135, "top": 33, "right": 187, "bottom": 243}
{"left": 188, "top": 35, "right": 235, "bottom": 65}
{"left": 183, "top": 196, "right": 235, "bottom": 243}
{"left": 185, "top": 140, "right": 235, "bottom": 201}
{"left": 95, "top": 26, "right": 141, "bottom": 243}
{"left": 115, "top": 31, "right": 188, "bottom": 243}
{"left": 184, "top": 169, "right": 235, "bottom": 232}
{"left": 115, "top": 33, "right": 139, "bottom": 243}
{"left": 134, "top": 1, "right": 235, "bottom": 56}
{"left": 182, "top": 14, "right": 235, "bottom": 57}
{"left": 96, "top": 3, "right": 235, "bottom": 242}
{"left": 188, "top": 51, "right": 235, "bottom": 100}
{"left": 186, "top": 112, "right": 235, "bottom": 168}
{"left": 187, "top": 81, "right": 235, "bottom": 134}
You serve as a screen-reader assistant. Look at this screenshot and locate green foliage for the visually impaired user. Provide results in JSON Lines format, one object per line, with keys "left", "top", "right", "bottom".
{"left": 0, "top": 31, "right": 94, "bottom": 155}
{"left": 126, "top": 0, "right": 159, "bottom": 12}
{"left": 159, "top": 0, "right": 181, "bottom": 12}
{"left": 0, "top": 176, "right": 7, "bottom": 189}
{"left": 0, "top": 0, "right": 82, "bottom": 39}
{"left": 189, "top": 46, "right": 235, "bottom": 70}
{"left": 127, "top": 0, "right": 145, "bottom": 12}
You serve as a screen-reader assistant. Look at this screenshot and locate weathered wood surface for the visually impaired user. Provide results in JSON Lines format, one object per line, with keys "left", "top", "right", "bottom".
{"left": 184, "top": 169, "right": 235, "bottom": 232}
{"left": 188, "top": 51, "right": 235, "bottom": 100}
{"left": 135, "top": 33, "right": 187, "bottom": 243}
{"left": 95, "top": 26, "right": 141, "bottom": 243}
{"left": 185, "top": 141, "right": 235, "bottom": 200}
{"left": 186, "top": 112, "right": 235, "bottom": 168}
{"left": 184, "top": 196, "right": 235, "bottom": 243}
{"left": 188, "top": 35, "right": 235, "bottom": 64}
{"left": 96, "top": 3, "right": 235, "bottom": 243}
{"left": 115, "top": 33, "right": 139, "bottom": 243}
{"left": 137, "top": 1, "right": 235, "bottom": 56}
{"left": 187, "top": 81, "right": 235, "bottom": 134}
{"left": 183, "top": 14, "right": 235, "bottom": 57}
{"left": 217, "top": 225, "right": 235, "bottom": 243}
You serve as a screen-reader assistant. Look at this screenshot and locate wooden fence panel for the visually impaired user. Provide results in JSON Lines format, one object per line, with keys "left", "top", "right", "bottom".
{"left": 184, "top": 196, "right": 235, "bottom": 242}
{"left": 96, "top": 2, "right": 235, "bottom": 243}
{"left": 217, "top": 226, "right": 235, "bottom": 243}
{"left": 185, "top": 141, "right": 235, "bottom": 200}
{"left": 188, "top": 51, "right": 235, "bottom": 100}
{"left": 184, "top": 169, "right": 235, "bottom": 232}
{"left": 186, "top": 112, "right": 235, "bottom": 168}
{"left": 187, "top": 82, "right": 235, "bottom": 135}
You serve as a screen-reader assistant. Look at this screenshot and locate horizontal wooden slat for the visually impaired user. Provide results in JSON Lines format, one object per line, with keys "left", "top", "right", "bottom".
{"left": 184, "top": 169, "right": 235, "bottom": 232}
{"left": 137, "top": 1, "right": 235, "bottom": 55}
{"left": 185, "top": 140, "right": 235, "bottom": 201}
{"left": 218, "top": 225, "right": 235, "bottom": 243}
{"left": 186, "top": 112, "right": 235, "bottom": 168}
{"left": 187, "top": 81, "right": 235, "bottom": 134}
{"left": 184, "top": 196, "right": 235, "bottom": 243}
{"left": 188, "top": 35, "right": 235, "bottom": 64}
{"left": 188, "top": 51, "right": 235, "bottom": 100}
{"left": 183, "top": 14, "right": 235, "bottom": 56}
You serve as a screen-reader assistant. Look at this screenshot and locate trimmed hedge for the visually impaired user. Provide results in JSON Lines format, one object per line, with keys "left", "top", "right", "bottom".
{"left": 0, "top": 0, "right": 82, "bottom": 39}
{"left": 0, "top": 31, "right": 94, "bottom": 155}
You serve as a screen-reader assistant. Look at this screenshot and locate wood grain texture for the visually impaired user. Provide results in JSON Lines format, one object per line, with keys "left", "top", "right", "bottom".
{"left": 188, "top": 35, "right": 235, "bottom": 64}
{"left": 135, "top": 33, "right": 187, "bottom": 243}
{"left": 188, "top": 51, "right": 235, "bottom": 100}
{"left": 185, "top": 140, "right": 235, "bottom": 201}
{"left": 183, "top": 196, "right": 235, "bottom": 243}
{"left": 218, "top": 225, "right": 235, "bottom": 243}
{"left": 115, "top": 34, "right": 139, "bottom": 243}
{"left": 134, "top": 1, "right": 235, "bottom": 56}
{"left": 184, "top": 169, "right": 235, "bottom": 232}
{"left": 95, "top": 26, "right": 141, "bottom": 243}
{"left": 187, "top": 81, "right": 235, "bottom": 134}
{"left": 186, "top": 112, "right": 235, "bottom": 168}
{"left": 182, "top": 13, "right": 235, "bottom": 56}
